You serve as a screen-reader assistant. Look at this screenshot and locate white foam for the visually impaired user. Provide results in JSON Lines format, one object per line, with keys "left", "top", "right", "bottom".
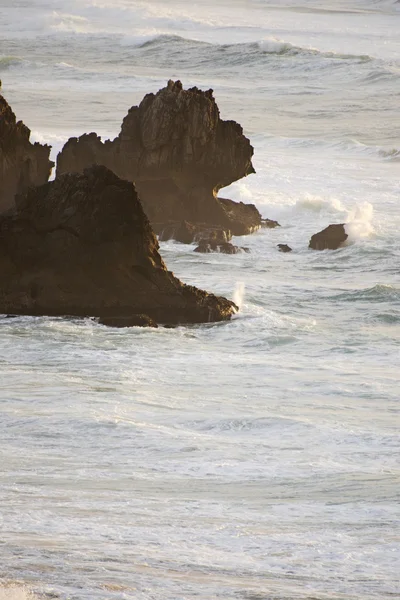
{"left": 232, "top": 282, "right": 245, "bottom": 310}
{"left": 345, "top": 201, "right": 375, "bottom": 241}
{"left": 258, "top": 38, "right": 294, "bottom": 54}
{"left": 0, "top": 585, "right": 39, "bottom": 600}
{"left": 294, "top": 194, "right": 347, "bottom": 215}
{"left": 50, "top": 11, "right": 91, "bottom": 34}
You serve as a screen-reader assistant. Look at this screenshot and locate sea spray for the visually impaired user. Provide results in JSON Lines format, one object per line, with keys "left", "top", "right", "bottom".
{"left": 233, "top": 281, "right": 245, "bottom": 311}
{"left": 345, "top": 202, "right": 375, "bottom": 242}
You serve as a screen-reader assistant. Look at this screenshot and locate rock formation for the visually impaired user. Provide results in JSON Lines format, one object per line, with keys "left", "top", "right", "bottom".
{"left": 0, "top": 165, "right": 236, "bottom": 324}
{"left": 262, "top": 218, "right": 280, "bottom": 228}
{"left": 309, "top": 224, "right": 348, "bottom": 250}
{"left": 158, "top": 220, "right": 232, "bottom": 245}
{"left": 56, "top": 80, "right": 261, "bottom": 240}
{"left": 194, "top": 240, "right": 249, "bottom": 254}
{"left": 277, "top": 244, "right": 292, "bottom": 253}
{"left": 0, "top": 94, "right": 53, "bottom": 213}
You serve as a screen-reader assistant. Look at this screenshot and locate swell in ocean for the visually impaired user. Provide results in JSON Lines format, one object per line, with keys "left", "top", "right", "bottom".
{"left": 1, "top": 1, "right": 400, "bottom": 600}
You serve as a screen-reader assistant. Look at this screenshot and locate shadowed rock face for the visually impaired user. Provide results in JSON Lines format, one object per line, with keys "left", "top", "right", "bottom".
{"left": 0, "top": 94, "right": 53, "bottom": 213}
{"left": 57, "top": 80, "right": 260, "bottom": 238}
{"left": 309, "top": 224, "right": 348, "bottom": 250}
{"left": 0, "top": 165, "right": 236, "bottom": 324}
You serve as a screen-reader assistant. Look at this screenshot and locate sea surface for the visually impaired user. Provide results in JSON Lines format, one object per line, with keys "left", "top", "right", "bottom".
{"left": 0, "top": 1, "right": 399, "bottom": 599}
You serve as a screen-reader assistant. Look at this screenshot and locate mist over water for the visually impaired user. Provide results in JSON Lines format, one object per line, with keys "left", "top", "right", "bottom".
{"left": 1, "top": 1, "right": 399, "bottom": 599}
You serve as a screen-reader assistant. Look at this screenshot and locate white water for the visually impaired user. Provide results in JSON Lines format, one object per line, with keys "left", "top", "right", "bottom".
{"left": 0, "top": 1, "right": 399, "bottom": 599}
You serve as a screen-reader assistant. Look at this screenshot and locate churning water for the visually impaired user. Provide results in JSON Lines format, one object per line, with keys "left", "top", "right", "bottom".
{"left": 0, "top": 1, "right": 399, "bottom": 599}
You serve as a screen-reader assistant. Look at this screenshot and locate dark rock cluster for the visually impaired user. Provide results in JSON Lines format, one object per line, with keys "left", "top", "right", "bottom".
{"left": 309, "top": 224, "right": 348, "bottom": 250}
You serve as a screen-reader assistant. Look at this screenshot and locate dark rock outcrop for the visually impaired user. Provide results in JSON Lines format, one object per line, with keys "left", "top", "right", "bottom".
{"left": 194, "top": 240, "right": 249, "bottom": 254}
{"left": 277, "top": 244, "right": 292, "bottom": 253}
{"left": 262, "top": 218, "right": 280, "bottom": 228}
{"left": 217, "top": 197, "right": 261, "bottom": 236}
{"left": 0, "top": 94, "right": 53, "bottom": 213}
{"left": 0, "top": 165, "right": 236, "bottom": 324}
{"left": 158, "top": 220, "right": 231, "bottom": 245}
{"left": 309, "top": 224, "right": 348, "bottom": 250}
{"left": 56, "top": 80, "right": 260, "bottom": 240}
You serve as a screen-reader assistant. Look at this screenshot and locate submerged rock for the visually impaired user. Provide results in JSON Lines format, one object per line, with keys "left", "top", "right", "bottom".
{"left": 0, "top": 94, "right": 53, "bottom": 213}
{"left": 277, "top": 244, "right": 292, "bottom": 253}
{"left": 309, "top": 224, "right": 348, "bottom": 250}
{"left": 194, "top": 240, "right": 249, "bottom": 254}
{"left": 262, "top": 218, "right": 281, "bottom": 228}
{"left": 0, "top": 165, "right": 236, "bottom": 324}
{"left": 56, "top": 80, "right": 261, "bottom": 241}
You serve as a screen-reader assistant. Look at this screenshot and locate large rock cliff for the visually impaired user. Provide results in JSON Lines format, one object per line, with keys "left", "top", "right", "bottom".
{"left": 0, "top": 165, "right": 236, "bottom": 324}
{"left": 0, "top": 94, "right": 53, "bottom": 213}
{"left": 57, "top": 80, "right": 260, "bottom": 239}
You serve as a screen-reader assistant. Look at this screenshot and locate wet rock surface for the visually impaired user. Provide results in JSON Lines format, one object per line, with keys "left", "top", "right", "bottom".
{"left": 277, "top": 244, "right": 292, "bottom": 253}
{"left": 158, "top": 220, "right": 231, "bottom": 245}
{"left": 261, "top": 218, "right": 280, "bottom": 228}
{"left": 0, "top": 165, "right": 236, "bottom": 324}
{"left": 194, "top": 240, "right": 250, "bottom": 254}
{"left": 0, "top": 94, "right": 53, "bottom": 213}
{"left": 309, "top": 224, "right": 348, "bottom": 250}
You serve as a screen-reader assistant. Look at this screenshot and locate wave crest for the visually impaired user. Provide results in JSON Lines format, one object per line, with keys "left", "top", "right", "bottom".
{"left": 0, "top": 56, "right": 23, "bottom": 71}
{"left": 335, "top": 284, "right": 400, "bottom": 303}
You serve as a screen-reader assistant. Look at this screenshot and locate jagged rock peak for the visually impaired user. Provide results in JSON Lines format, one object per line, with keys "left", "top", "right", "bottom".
{"left": 0, "top": 94, "right": 53, "bottom": 213}
{"left": 56, "top": 81, "right": 259, "bottom": 239}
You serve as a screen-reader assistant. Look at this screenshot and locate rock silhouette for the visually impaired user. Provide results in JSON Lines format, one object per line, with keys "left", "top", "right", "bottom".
{"left": 0, "top": 165, "right": 236, "bottom": 324}
{"left": 277, "top": 244, "right": 292, "bottom": 253}
{"left": 0, "top": 94, "right": 53, "bottom": 213}
{"left": 309, "top": 224, "right": 348, "bottom": 250}
{"left": 57, "top": 80, "right": 261, "bottom": 240}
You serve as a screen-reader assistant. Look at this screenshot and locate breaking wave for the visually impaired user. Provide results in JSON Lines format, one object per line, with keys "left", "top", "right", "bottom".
{"left": 0, "top": 56, "right": 24, "bottom": 71}
{"left": 135, "top": 33, "right": 374, "bottom": 64}
{"left": 334, "top": 284, "right": 400, "bottom": 303}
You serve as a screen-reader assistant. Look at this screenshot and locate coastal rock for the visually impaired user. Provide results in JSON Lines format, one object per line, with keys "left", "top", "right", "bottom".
{"left": 217, "top": 197, "right": 261, "bottom": 236}
{"left": 194, "top": 240, "right": 249, "bottom": 254}
{"left": 56, "top": 80, "right": 260, "bottom": 240}
{"left": 277, "top": 244, "right": 292, "bottom": 253}
{"left": 0, "top": 94, "right": 53, "bottom": 213}
{"left": 99, "top": 315, "right": 158, "bottom": 328}
{"left": 0, "top": 165, "right": 236, "bottom": 324}
{"left": 158, "top": 220, "right": 231, "bottom": 245}
{"left": 309, "top": 224, "right": 348, "bottom": 250}
{"left": 262, "top": 218, "right": 281, "bottom": 228}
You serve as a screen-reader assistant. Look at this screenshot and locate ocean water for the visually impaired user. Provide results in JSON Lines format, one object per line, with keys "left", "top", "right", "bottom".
{"left": 0, "top": 1, "right": 399, "bottom": 599}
